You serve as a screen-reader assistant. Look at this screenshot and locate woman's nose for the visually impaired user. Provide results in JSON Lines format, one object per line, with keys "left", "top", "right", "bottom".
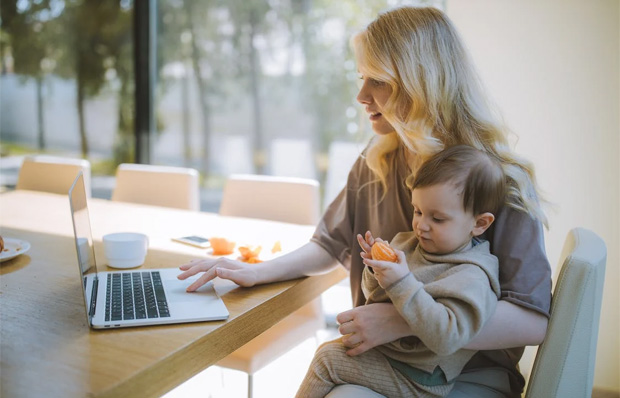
{"left": 357, "top": 83, "right": 371, "bottom": 105}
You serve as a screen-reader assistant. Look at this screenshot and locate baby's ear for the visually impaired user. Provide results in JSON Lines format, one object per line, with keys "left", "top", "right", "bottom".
{"left": 472, "top": 212, "right": 495, "bottom": 237}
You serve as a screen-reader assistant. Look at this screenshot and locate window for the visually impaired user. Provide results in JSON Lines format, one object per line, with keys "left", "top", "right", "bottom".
{"left": 1, "top": 0, "right": 443, "bottom": 210}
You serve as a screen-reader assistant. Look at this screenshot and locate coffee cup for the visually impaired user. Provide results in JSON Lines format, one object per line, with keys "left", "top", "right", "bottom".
{"left": 102, "top": 232, "right": 149, "bottom": 269}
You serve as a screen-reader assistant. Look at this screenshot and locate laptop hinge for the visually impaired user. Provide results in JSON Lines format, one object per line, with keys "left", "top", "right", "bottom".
{"left": 89, "top": 276, "right": 98, "bottom": 317}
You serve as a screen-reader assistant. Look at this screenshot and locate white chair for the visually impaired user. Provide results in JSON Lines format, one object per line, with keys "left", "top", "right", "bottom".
{"left": 217, "top": 173, "right": 324, "bottom": 398}
{"left": 326, "top": 227, "right": 607, "bottom": 398}
{"left": 111, "top": 163, "right": 200, "bottom": 211}
{"left": 16, "top": 155, "right": 92, "bottom": 197}
{"left": 219, "top": 174, "right": 321, "bottom": 225}
{"left": 525, "top": 227, "right": 606, "bottom": 398}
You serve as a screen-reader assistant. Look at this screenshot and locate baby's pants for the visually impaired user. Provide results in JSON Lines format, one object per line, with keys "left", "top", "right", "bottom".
{"left": 295, "top": 339, "right": 454, "bottom": 398}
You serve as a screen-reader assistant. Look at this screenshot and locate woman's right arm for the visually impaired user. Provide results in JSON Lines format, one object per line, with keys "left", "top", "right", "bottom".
{"left": 178, "top": 240, "right": 340, "bottom": 291}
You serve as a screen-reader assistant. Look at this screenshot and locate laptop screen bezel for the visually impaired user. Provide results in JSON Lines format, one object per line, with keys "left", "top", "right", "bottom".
{"left": 68, "top": 171, "right": 99, "bottom": 327}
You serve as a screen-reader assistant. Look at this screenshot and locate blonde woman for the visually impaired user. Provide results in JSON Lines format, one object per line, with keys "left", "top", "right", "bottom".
{"left": 178, "top": 7, "right": 551, "bottom": 398}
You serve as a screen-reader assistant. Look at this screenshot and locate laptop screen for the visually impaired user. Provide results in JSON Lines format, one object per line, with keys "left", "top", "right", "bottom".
{"left": 68, "top": 171, "right": 98, "bottom": 325}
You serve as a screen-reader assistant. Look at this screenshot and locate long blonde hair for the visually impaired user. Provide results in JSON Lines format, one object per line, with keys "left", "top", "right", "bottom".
{"left": 352, "top": 6, "right": 547, "bottom": 226}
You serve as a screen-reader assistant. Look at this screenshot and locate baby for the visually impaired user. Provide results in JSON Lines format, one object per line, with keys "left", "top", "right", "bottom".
{"left": 296, "top": 145, "right": 506, "bottom": 398}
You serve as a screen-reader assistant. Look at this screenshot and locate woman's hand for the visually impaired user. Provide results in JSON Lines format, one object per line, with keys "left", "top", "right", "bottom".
{"left": 178, "top": 257, "right": 259, "bottom": 291}
{"left": 177, "top": 241, "right": 340, "bottom": 292}
{"left": 336, "top": 302, "right": 413, "bottom": 356}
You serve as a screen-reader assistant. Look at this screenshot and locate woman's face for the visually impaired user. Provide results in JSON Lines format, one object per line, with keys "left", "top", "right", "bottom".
{"left": 357, "top": 75, "right": 395, "bottom": 135}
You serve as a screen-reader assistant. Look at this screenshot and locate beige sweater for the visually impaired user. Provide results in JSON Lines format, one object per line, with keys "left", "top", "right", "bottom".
{"left": 362, "top": 232, "right": 501, "bottom": 382}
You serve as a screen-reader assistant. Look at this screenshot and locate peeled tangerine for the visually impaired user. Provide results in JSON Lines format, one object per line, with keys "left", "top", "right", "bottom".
{"left": 238, "top": 245, "right": 262, "bottom": 260}
{"left": 210, "top": 237, "right": 236, "bottom": 255}
{"left": 371, "top": 241, "right": 398, "bottom": 262}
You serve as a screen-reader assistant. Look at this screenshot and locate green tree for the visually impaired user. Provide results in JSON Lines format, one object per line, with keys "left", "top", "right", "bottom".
{"left": 1, "top": 0, "right": 55, "bottom": 150}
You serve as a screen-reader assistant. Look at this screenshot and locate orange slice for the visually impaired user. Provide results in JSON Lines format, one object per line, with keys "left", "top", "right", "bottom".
{"left": 210, "top": 237, "right": 236, "bottom": 255}
{"left": 271, "top": 240, "right": 282, "bottom": 254}
{"left": 238, "top": 245, "right": 262, "bottom": 259}
{"left": 371, "top": 241, "right": 398, "bottom": 262}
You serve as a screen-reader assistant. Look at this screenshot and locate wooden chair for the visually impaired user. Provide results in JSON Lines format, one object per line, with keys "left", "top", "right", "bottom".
{"left": 16, "top": 155, "right": 91, "bottom": 197}
{"left": 217, "top": 173, "right": 324, "bottom": 398}
{"left": 111, "top": 163, "right": 200, "bottom": 211}
{"left": 325, "top": 227, "right": 608, "bottom": 398}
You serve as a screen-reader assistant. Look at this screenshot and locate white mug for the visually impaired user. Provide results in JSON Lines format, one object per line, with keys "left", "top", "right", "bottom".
{"left": 102, "top": 232, "right": 149, "bottom": 269}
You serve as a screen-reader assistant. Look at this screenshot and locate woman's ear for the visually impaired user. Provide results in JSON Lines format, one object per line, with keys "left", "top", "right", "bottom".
{"left": 472, "top": 212, "right": 495, "bottom": 237}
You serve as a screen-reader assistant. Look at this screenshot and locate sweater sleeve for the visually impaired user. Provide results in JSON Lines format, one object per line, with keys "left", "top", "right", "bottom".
{"left": 386, "top": 265, "right": 498, "bottom": 356}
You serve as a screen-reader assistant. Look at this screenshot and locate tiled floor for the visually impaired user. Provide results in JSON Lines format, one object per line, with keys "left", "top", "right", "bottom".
{"left": 163, "top": 281, "right": 352, "bottom": 398}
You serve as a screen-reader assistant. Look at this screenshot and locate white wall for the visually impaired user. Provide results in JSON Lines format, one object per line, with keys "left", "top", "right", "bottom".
{"left": 447, "top": 0, "right": 619, "bottom": 391}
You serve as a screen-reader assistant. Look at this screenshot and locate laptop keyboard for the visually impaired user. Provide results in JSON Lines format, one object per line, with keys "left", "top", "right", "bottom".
{"left": 105, "top": 271, "right": 170, "bottom": 321}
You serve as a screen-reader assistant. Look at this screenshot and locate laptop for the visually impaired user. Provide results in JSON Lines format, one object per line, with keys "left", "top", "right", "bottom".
{"left": 68, "top": 171, "right": 229, "bottom": 329}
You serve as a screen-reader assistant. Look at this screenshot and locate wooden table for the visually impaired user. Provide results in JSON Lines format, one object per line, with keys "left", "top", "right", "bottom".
{"left": 0, "top": 190, "right": 347, "bottom": 398}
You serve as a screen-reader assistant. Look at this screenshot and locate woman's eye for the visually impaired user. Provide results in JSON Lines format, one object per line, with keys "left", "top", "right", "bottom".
{"left": 359, "top": 75, "right": 384, "bottom": 87}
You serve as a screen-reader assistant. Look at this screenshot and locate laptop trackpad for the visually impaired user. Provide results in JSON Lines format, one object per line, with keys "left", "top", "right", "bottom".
{"left": 164, "top": 277, "right": 218, "bottom": 302}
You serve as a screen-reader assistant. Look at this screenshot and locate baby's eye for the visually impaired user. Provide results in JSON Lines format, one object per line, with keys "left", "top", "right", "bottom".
{"left": 433, "top": 218, "right": 445, "bottom": 223}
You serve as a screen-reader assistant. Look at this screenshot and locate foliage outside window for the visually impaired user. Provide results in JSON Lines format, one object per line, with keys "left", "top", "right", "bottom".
{"left": 0, "top": 0, "right": 443, "bottom": 204}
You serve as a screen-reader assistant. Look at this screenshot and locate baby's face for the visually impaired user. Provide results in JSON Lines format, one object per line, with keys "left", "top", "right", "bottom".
{"left": 411, "top": 183, "right": 477, "bottom": 254}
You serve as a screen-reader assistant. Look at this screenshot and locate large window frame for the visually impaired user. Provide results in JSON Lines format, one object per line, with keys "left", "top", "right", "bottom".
{"left": 134, "top": 0, "right": 156, "bottom": 164}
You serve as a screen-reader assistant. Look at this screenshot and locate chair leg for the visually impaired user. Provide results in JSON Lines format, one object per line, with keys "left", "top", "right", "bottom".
{"left": 247, "top": 373, "right": 253, "bottom": 398}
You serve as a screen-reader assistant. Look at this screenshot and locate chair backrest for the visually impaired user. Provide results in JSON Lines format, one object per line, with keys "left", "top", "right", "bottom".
{"left": 219, "top": 174, "right": 320, "bottom": 225}
{"left": 16, "top": 155, "right": 92, "bottom": 197}
{"left": 111, "top": 163, "right": 200, "bottom": 211}
{"left": 525, "top": 228, "right": 607, "bottom": 398}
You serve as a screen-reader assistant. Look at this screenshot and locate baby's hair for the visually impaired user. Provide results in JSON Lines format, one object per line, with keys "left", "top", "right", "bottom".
{"left": 410, "top": 145, "right": 506, "bottom": 215}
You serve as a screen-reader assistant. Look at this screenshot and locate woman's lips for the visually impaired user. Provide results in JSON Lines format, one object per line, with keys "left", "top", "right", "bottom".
{"left": 369, "top": 112, "right": 382, "bottom": 121}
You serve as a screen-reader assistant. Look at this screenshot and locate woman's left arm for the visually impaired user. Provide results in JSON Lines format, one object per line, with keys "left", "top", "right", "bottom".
{"left": 464, "top": 300, "right": 548, "bottom": 349}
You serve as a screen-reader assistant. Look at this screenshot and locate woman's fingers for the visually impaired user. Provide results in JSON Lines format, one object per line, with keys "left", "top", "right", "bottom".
{"left": 177, "top": 260, "right": 211, "bottom": 279}
{"left": 178, "top": 260, "right": 195, "bottom": 271}
{"left": 345, "top": 341, "right": 373, "bottom": 357}
{"left": 185, "top": 267, "right": 217, "bottom": 292}
{"left": 336, "top": 308, "right": 355, "bottom": 325}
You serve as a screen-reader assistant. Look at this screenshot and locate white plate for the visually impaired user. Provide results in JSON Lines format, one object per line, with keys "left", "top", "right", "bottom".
{"left": 0, "top": 238, "right": 31, "bottom": 263}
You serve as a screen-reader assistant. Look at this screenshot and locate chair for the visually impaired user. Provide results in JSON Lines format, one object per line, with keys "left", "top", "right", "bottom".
{"left": 219, "top": 173, "right": 321, "bottom": 225}
{"left": 111, "top": 163, "right": 200, "bottom": 211}
{"left": 16, "top": 155, "right": 92, "bottom": 197}
{"left": 217, "top": 173, "right": 325, "bottom": 398}
{"left": 524, "top": 227, "right": 606, "bottom": 398}
{"left": 325, "top": 227, "right": 607, "bottom": 398}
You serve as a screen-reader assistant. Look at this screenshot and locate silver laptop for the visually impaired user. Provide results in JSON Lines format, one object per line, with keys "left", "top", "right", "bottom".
{"left": 69, "top": 171, "right": 228, "bottom": 329}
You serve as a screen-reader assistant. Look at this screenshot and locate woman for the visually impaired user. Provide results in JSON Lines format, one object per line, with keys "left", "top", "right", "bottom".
{"left": 178, "top": 7, "right": 551, "bottom": 397}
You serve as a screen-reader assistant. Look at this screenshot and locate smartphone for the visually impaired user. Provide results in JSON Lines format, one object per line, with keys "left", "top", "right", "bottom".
{"left": 172, "top": 235, "right": 210, "bottom": 249}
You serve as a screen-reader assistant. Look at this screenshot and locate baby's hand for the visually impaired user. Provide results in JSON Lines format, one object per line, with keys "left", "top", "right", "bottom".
{"left": 363, "top": 248, "right": 408, "bottom": 289}
{"left": 357, "top": 231, "right": 375, "bottom": 257}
